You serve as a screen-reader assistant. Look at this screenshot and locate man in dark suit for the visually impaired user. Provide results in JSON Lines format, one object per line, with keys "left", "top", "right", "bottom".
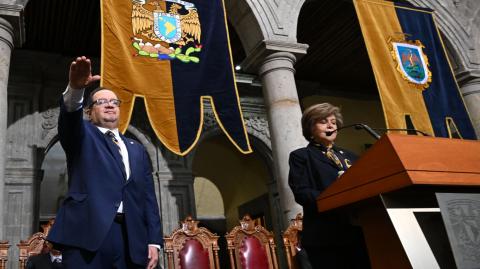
{"left": 26, "top": 242, "right": 63, "bottom": 269}
{"left": 47, "top": 56, "right": 163, "bottom": 269}
{"left": 26, "top": 253, "right": 63, "bottom": 269}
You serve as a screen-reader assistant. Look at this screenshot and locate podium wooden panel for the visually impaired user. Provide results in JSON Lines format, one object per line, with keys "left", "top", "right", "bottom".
{"left": 316, "top": 134, "right": 480, "bottom": 269}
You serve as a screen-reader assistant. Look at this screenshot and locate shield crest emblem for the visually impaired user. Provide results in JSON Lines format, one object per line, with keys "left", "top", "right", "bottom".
{"left": 153, "top": 12, "right": 182, "bottom": 43}
{"left": 389, "top": 38, "right": 432, "bottom": 90}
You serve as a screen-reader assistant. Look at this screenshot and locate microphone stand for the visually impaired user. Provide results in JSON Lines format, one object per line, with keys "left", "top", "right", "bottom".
{"left": 354, "top": 124, "right": 381, "bottom": 140}
{"left": 371, "top": 127, "right": 430, "bottom": 136}
{"left": 331, "top": 123, "right": 429, "bottom": 141}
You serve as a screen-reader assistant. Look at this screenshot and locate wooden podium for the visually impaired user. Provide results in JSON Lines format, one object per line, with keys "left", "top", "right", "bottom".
{"left": 317, "top": 134, "right": 480, "bottom": 269}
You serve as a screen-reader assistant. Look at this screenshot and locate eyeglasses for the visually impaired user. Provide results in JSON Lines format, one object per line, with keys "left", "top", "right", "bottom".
{"left": 91, "top": 98, "right": 122, "bottom": 107}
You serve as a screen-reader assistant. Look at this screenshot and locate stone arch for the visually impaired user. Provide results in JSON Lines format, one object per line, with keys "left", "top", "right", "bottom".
{"left": 185, "top": 110, "right": 272, "bottom": 170}
{"left": 406, "top": 0, "right": 477, "bottom": 71}
{"left": 438, "top": 30, "right": 464, "bottom": 73}
{"left": 225, "top": 0, "right": 306, "bottom": 55}
{"left": 6, "top": 108, "right": 60, "bottom": 170}
{"left": 191, "top": 113, "right": 289, "bottom": 267}
{"left": 193, "top": 125, "right": 273, "bottom": 174}
{"left": 6, "top": 106, "right": 162, "bottom": 194}
{"left": 6, "top": 106, "right": 159, "bottom": 169}
{"left": 472, "top": 7, "right": 480, "bottom": 65}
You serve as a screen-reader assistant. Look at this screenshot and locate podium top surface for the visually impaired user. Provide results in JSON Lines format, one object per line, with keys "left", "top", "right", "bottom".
{"left": 317, "top": 134, "right": 480, "bottom": 212}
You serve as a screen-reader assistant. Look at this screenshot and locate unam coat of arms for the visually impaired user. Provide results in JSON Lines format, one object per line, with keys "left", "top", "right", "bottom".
{"left": 131, "top": 0, "right": 202, "bottom": 63}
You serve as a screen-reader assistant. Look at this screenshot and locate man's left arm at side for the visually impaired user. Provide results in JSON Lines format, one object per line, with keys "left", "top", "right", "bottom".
{"left": 142, "top": 148, "right": 163, "bottom": 269}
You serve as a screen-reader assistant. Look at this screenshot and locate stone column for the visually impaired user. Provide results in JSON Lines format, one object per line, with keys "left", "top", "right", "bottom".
{"left": 0, "top": 17, "right": 14, "bottom": 239}
{"left": 459, "top": 76, "right": 480, "bottom": 138}
{"left": 258, "top": 52, "right": 306, "bottom": 225}
{"left": 158, "top": 171, "right": 196, "bottom": 234}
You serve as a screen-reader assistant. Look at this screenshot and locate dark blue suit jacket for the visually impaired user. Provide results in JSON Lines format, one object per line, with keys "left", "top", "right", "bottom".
{"left": 288, "top": 143, "right": 358, "bottom": 247}
{"left": 48, "top": 100, "right": 163, "bottom": 265}
{"left": 26, "top": 253, "right": 62, "bottom": 269}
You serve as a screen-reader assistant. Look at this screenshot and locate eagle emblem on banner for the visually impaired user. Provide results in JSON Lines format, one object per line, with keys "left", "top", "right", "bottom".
{"left": 131, "top": 0, "right": 202, "bottom": 63}
{"left": 388, "top": 37, "right": 432, "bottom": 90}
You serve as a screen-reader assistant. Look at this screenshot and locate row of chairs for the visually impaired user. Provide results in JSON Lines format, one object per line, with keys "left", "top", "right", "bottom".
{"left": 0, "top": 214, "right": 304, "bottom": 269}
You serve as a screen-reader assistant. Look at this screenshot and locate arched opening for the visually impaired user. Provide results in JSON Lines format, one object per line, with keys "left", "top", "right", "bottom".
{"left": 192, "top": 134, "right": 271, "bottom": 230}
{"left": 192, "top": 133, "right": 273, "bottom": 268}
{"left": 193, "top": 176, "right": 226, "bottom": 236}
{"left": 295, "top": 0, "right": 386, "bottom": 154}
{"left": 39, "top": 141, "right": 67, "bottom": 222}
{"left": 194, "top": 176, "right": 225, "bottom": 219}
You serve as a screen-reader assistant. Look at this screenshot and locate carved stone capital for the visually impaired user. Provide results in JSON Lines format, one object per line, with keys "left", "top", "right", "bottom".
{"left": 244, "top": 115, "right": 271, "bottom": 149}
{"left": 201, "top": 108, "right": 271, "bottom": 149}
{"left": 456, "top": 70, "right": 480, "bottom": 86}
{"left": 0, "top": 17, "right": 13, "bottom": 50}
{"left": 202, "top": 110, "right": 217, "bottom": 130}
{"left": 242, "top": 40, "right": 308, "bottom": 74}
{"left": 40, "top": 108, "right": 59, "bottom": 143}
{"left": 258, "top": 51, "right": 297, "bottom": 78}
{"left": 0, "top": 3, "right": 25, "bottom": 47}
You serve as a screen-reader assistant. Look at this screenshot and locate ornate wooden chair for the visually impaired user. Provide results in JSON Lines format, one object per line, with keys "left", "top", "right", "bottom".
{"left": 163, "top": 216, "right": 220, "bottom": 269}
{"left": 17, "top": 219, "right": 55, "bottom": 269}
{"left": 0, "top": 241, "right": 10, "bottom": 269}
{"left": 225, "top": 214, "right": 279, "bottom": 269}
{"left": 282, "top": 213, "right": 303, "bottom": 269}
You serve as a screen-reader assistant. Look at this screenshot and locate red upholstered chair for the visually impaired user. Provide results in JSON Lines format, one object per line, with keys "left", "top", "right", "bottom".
{"left": 225, "top": 214, "right": 279, "bottom": 269}
{"left": 282, "top": 213, "right": 303, "bottom": 269}
{"left": 0, "top": 241, "right": 10, "bottom": 269}
{"left": 17, "top": 219, "right": 55, "bottom": 269}
{"left": 163, "top": 216, "right": 220, "bottom": 269}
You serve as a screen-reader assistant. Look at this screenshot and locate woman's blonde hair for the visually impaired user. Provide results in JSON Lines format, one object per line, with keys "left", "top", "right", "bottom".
{"left": 301, "top": 103, "right": 343, "bottom": 141}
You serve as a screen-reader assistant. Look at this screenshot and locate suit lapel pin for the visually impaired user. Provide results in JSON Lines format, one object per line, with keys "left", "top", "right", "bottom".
{"left": 130, "top": 141, "right": 134, "bottom": 144}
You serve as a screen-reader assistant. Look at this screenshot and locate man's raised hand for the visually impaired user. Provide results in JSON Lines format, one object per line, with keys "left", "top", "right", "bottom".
{"left": 69, "top": 56, "right": 101, "bottom": 89}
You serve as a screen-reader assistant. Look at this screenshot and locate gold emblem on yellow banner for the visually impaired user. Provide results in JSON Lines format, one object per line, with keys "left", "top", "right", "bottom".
{"left": 388, "top": 36, "right": 432, "bottom": 90}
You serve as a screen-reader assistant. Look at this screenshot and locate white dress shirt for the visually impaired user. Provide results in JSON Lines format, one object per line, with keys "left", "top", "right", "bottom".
{"left": 49, "top": 253, "right": 62, "bottom": 263}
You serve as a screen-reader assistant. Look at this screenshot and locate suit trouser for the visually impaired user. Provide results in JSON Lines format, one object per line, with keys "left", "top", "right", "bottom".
{"left": 61, "top": 218, "right": 144, "bottom": 269}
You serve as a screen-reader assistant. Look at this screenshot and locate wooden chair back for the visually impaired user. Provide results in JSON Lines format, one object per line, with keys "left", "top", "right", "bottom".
{"left": 282, "top": 213, "right": 303, "bottom": 269}
{"left": 0, "top": 241, "right": 10, "bottom": 269}
{"left": 225, "top": 214, "right": 278, "bottom": 269}
{"left": 163, "top": 216, "right": 220, "bottom": 269}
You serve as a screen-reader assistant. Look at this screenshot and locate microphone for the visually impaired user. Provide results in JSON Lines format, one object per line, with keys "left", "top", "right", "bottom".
{"left": 325, "top": 123, "right": 381, "bottom": 140}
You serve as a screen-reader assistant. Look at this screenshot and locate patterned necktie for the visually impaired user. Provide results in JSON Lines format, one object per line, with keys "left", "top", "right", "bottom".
{"left": 106, "top": 130, "right": 120, "bottom": 150}
{"left": 105, "top": 130, "right": 126, "bottom": 175}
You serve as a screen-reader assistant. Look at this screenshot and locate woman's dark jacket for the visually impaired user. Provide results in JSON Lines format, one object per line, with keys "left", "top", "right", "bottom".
{"left": 288, "top": 142, "right": 358, "bottom": 247}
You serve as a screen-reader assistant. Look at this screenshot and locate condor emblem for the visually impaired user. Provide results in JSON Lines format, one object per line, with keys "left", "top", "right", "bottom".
{"left": 131, "top": 0, "right": 202, "bottom": 63}
{"left": 388, "top": 37, "right": 432, "bottom": 90}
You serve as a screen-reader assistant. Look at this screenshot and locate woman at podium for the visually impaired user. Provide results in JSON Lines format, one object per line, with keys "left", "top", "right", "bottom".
{"left": 288, "top": 103, "right": 370, "bottom": 269}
